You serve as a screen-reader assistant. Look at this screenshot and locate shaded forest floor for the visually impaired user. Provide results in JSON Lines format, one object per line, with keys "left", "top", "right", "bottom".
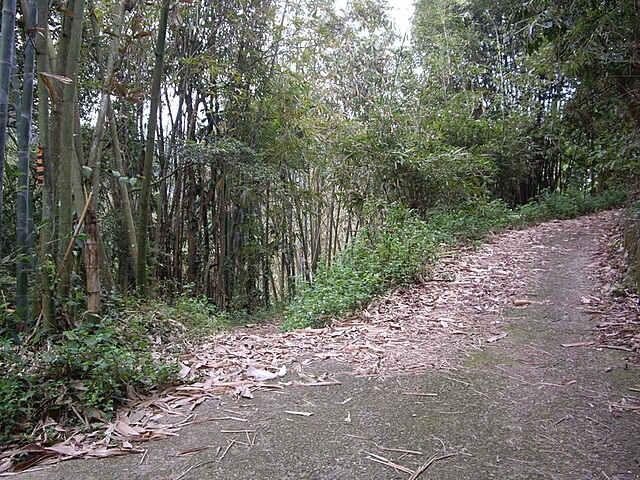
{"left": 4, "top": 209, "right": 640, "bottom": 478}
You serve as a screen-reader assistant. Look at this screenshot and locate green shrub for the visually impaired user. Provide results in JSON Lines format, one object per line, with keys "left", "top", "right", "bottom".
{"left": 0, "top": 357, "right": 36, "bottom": 439}
{"left": 282, "top": 206, "right": 439, "bottom": 330}
{"left": 0, "top": 318, "right": 178, "bottom": 443}
{"left": 427, "top": 199, "right": 514, "bottom": 242}
{"left": 166, "top": 292, "right": 225, "bottom": 335}
{"left": 516, "top": 189, "right": 628, "bottom": 225}
{"left": 623, "top": 198, "right": 640, "bottom": 291}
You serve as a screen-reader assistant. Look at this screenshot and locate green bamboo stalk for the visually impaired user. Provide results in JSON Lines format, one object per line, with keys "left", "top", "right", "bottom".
{"left": 15, "top": 0, "right": 38, "bottom": 326}
{"left": 137, "top": 0, "right": 170, "bottom": 295}
{"left": 0, "top": 0, "right": 17, "bottom": 255}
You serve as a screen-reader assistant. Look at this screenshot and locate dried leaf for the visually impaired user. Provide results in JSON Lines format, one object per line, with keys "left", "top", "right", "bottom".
{"left": 39, "top": 71, "right": 72, "bottom": 84}
{"left": 113, "top": 421, "right": 142, "bottom": 438}
{"left": 513, "top": 299, "right": 532, "bottom": 306}
{"left": 246, "top": 365, "right": 287, "bottom": 381}
{"left": 38, "top": 72, "right": 72, "bottom": 104}
{"left": 240, "top": 385, "right": 254, "bottom": 399}
{"left": 486, "top": 333, "right": 508, "bottom": 343}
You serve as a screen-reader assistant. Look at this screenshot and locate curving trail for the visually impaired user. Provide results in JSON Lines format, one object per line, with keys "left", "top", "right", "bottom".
{"left": 9, "top": 210, "right": 640, "bottom": 479}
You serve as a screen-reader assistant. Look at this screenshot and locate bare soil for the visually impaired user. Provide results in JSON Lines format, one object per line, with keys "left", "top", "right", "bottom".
{"left": 5, "top": 210, "right": 639, "bottom": 479}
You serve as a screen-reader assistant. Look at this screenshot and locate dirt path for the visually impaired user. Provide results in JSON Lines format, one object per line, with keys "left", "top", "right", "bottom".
{"left": 9, "top": 211, "right": 640, "bottom": 479}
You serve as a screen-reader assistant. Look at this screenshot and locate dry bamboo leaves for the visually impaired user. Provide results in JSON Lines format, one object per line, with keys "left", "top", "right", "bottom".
{"left": 364, "top": 446, "right": 459, "bottom": 478}
{"left": 513, "top": 299, "right": 533, "bottom": 306}
{"left": 486, "top": 333, "right": 508, "bottom": 343}
{"left": 284, "top": 411, "right": 314, "bottom": 417}
{"left": 4, "top": 210, "right": 637, "bottom": 474}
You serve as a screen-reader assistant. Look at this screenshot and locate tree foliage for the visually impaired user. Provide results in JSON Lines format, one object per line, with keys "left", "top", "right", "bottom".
{"left": 0, "top": 0, "right": 636, "bottom": 340}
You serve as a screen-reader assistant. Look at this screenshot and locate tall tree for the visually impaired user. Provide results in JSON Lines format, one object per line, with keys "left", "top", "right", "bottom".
{"left": 51, "top": 0, "right": 86, "bottom": 303}
{"left": 15, "top": 0, "right": 38, "bottom": 325}
{"left": 83, "top": 0, "right": 128, "bottom": 315}
{"left": 0, "top": 0, "right": 17, "bottom": 254}
{"left": 137, "top": 0, "right": 170, "bottom": 294}
{"left": 517, "top": 0, "right": 640, "bottom": 191}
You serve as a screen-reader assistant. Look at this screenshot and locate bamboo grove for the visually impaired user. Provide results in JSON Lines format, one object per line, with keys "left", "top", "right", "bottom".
{"left": 0, "top": 0, "right": 638, "bottom": 334}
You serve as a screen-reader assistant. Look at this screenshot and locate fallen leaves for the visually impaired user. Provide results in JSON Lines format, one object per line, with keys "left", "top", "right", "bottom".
{"left": 246, "top": 365, "right": 287, "bottom": 381}
{"left": 486, "top": 333, "right": 508, "bottom": 343}
{"left": 513, "top": 299, "right": 533, "bottom": 306}
{"left": 3, "top": 210, "right": 637, "bottom": 475}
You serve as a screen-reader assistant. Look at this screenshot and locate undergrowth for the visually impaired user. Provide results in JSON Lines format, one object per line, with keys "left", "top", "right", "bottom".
{"left": 0, "top": 293, "right": 232, "bottom": 445}
{"left": 0, "top": 318, "right": 176, "bottom": 444}
{"left": 0, "top": 276, "right": 266, "bottom": 445}
{"left": 282, "top": 189, "right": 629, "bottom": 331}
{"left": 284, "top": 207, "right": 439, "bottom": 330}
{"left": 0, "top": 188, "right": 629, "bottom": 444}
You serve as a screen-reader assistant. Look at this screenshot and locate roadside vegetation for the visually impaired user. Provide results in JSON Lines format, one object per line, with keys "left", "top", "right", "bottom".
{"left": 283, "top": 189, "right": 630, "bottom": 330}
{"left": 0, "top": 189, "right": 631, "bottom": 445}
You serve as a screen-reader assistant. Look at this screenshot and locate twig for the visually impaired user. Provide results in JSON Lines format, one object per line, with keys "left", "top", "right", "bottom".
{"left": 597, "top": 344, "right": 633, "bottom": 352}
{"left": 561, "top": 342, "right": 594, "bottom": 348}
{"left": 175, "top": 445, "right": 217, "bottom": 456}
{"left": 222, "top": 409, "right": 246, "bottom": 416}
{"left": 217, "top": 440, "right": 236, "bottom": 463}
{"left": 408, "top": 452, "right": 458, "bottom": 480}
{"left": 401, "top": 392, "right": 438, "bottom": 397}
{"left": 378, "top": 446, "right": 423, "bottom": 455}
{"left": 365, "top": 452, "right": 414, "bottom": 474}
{"left": 554, "top": 414, "right": 572, "bottom": 426}
{"left": 431, "top": 435, "right": 446, "bottom": 451}
{"left": 139, "top": 450, "right": 148, "bottom": 465}
{"left": 57, "top": 191, "right": 94, "bottom": 279}
{"left": 185, "top": 416, "right": 248, "bottom": 425}
{"left": 173, "top": 459, "right": 218, "bottom": 480}
{"left": 611, "top": 404, "right": 640, "bottom": 410}
{"left": 442, "top": 375, "right": 470, "bottom": 387}
{"left": 292, "top": 380, "right": 342, "bottom": 387}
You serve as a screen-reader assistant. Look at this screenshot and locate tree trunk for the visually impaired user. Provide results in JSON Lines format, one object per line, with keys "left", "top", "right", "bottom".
{"left": 15, "top": 0, "right": 38, "bottom": 327}
{"left": 35, "top": 0, "right": 56, "bottom": 332}
{"left": 136, "top": 0, "right": 170, "bottom": 294}
{"left": 84, "top": 208, "right": 100, "bottom": 317}
{"left": 83, "top": 0, "right": 126, "bottom": 315}
{"left": 54, "top": 0, "right": 85, "bottom": 299}
{"left": 0, "top": 0, "right": 17, "bottom": 255}
{"left": 108, "top": 100, "right": 138, "bottom": 261}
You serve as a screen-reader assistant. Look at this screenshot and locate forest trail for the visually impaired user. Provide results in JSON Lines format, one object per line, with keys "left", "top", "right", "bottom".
{"left": 10, "top": 210, "right": 640, "bottom": 479}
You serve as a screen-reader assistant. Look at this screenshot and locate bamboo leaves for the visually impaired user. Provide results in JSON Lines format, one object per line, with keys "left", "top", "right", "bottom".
{"left": 37, "top": 72, "right": 72, "bottom": 105}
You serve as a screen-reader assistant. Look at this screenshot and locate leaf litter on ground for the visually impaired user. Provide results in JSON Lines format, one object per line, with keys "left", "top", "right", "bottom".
{"left": 2, "top": 209, "right": 638, "bottom": 474}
